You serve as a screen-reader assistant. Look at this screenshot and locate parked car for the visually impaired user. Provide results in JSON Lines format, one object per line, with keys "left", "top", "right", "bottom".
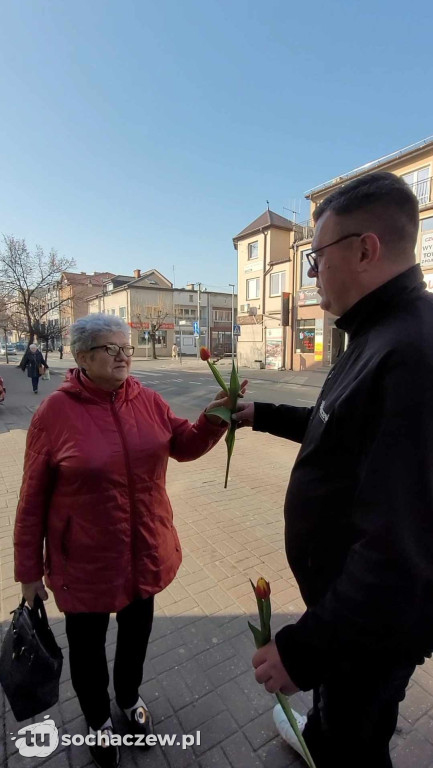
{"left": 14, "top": 341, "right": 27, "bottom": 351}
{"left": 0, "top": 344, "right": 16, "bottom": 355}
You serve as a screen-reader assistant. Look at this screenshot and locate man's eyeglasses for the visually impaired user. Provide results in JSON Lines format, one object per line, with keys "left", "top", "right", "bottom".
{"left": 305, "top": 233, "right": 363, "bottom": 273}
{"left": 90, "top": 344, "right": 135, "bottom": 357}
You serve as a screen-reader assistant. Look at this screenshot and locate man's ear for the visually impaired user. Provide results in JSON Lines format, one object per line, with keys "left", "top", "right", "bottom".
{"left": 358, "top": 232, "right": 380, "bottom": 270}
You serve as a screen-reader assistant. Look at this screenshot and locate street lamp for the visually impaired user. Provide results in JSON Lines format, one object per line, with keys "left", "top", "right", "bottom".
{"left": 229, "top": 283, "right": 235, "bottom": 362}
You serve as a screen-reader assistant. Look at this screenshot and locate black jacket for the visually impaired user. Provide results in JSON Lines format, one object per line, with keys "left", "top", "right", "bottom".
{"left": 254, "top": 265, "right": 433, "bottom": 690}
{"left": 21, "top": 349, "right": 46, "bottom": 378}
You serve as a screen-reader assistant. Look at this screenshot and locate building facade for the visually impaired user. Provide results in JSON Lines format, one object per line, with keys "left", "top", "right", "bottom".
{"left": 234, "top": 136, "right": 433, "bottom": 371}
{"left": 233, "top": 209, "right": 300, "bottom": 369}
{"left": 88, "top": 270, "right": 237, "bottom": 358}
{"left": 292, "top": 135, "right": 433, "bottom": 370}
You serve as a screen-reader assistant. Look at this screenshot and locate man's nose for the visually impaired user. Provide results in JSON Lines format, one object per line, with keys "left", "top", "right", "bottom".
{"left": 307, "top": 265, "right": 317, "bottom": 278}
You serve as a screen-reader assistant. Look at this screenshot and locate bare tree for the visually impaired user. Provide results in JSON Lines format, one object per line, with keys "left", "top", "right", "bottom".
{"left": 136, "top": 305, "right": 170, "bottom": 360}
{"left": 0, "top": 235, "right": 75, "bottom": 344}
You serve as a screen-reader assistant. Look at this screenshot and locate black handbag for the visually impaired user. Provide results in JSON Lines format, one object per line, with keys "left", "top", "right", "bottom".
{"left": 0, "top": 596, "right": 63, "bottom": 721}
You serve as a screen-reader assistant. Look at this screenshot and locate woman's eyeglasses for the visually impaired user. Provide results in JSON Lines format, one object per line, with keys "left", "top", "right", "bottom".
{"left": 90, "top": 344, "right": 135, "bottom": 357}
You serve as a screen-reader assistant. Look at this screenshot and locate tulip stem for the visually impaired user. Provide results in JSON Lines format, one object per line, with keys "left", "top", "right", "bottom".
{"left": 275, "top": 692, "right": 317, "bottom": 768}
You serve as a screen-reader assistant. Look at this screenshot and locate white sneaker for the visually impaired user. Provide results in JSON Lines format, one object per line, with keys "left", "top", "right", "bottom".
{"left": 273, "top": 703, "right": 308, "bottom": 762}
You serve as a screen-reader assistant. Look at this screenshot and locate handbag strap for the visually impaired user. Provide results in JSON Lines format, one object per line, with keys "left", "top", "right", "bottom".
{"left": 32, "top": 594, "right": 50, "bottom": 631}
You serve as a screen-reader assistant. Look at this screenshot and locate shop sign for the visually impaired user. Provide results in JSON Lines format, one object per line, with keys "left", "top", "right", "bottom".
{"left": 314, "top": 318, "right": 324, "bottom": 362}
{"left": 296, "top": 288, "right": 320, "bottom": 306}
{"left": 421, "top": 233, "right": 433, "bottom": 268}
{"left": 128, "top": 322, "right": 174, "bottom": 330}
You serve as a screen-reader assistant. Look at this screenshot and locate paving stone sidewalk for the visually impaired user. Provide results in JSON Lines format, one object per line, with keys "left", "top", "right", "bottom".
{"left": 2, "top": 417, "right": 433, "bottom": 767}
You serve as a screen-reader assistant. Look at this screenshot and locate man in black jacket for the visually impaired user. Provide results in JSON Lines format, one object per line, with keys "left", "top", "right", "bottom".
{"left": 234, "top": 171, "right": 433, "bottom": 767}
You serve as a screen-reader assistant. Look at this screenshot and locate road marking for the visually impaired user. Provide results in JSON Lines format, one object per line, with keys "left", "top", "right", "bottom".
{"left": 132, "top": 371, "right": 162, "bottom": 377}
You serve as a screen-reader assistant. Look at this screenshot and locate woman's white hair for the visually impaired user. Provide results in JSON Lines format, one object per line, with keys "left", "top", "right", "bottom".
{"left": 70, "top": 314, "right": 130, "bottom": 358}
{"left": 29, "top": 343, "right": 38, "bottom": 351}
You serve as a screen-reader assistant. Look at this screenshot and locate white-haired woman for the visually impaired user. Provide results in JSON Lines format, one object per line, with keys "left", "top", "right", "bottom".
{"left": 20, "top": 343, "right": 47, "bottom": 394}
{"left": 14, "top": 314, "right": 245, "bottom": 768}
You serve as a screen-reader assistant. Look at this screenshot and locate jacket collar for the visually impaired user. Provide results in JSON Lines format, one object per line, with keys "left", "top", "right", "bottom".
{"left": 58, "top": 367, "right": 141, "bottom": 403}
{"left": 336, "top": 264, "right": 425, "bottom": 340}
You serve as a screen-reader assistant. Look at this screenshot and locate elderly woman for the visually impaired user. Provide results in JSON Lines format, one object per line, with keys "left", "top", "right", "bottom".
{"left": 14, "top": 314, "right": 245, "bottom": 768}
{"left": 20, "top": 342, "right": 47, "bottom": 394}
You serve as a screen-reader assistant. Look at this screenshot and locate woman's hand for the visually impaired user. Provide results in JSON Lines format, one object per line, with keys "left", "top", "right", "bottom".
{"left": 205, "top": 379, "right": 248, "bottom": 425}
{"left": 21, "top": 580, "right": 48, "bottom": 607}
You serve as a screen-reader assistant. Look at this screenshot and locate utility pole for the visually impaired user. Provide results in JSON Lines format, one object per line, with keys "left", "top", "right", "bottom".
{"left": 229, "top": 283, "right": 235, "bottom": 362}
{"left": 196, "top": 282, "right": 201, "bottom": 359}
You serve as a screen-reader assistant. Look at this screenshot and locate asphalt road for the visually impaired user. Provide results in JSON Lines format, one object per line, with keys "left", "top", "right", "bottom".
{"left": 128, "top": 366, "right": 318, "bottom": 421}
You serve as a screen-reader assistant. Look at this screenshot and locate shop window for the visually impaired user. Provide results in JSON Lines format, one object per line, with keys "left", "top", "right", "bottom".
{"left": 138, "top": 330, "right": 168, "bottom": 347}
{"left": 295, "top": 319, "right": 315, "bottom": 354}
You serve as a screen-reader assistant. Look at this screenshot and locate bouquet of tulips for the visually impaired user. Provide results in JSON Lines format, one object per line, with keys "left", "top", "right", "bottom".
{"left": 200, "top": 347, "right": 241, "bottom": 488}
{"left": 249, "top": 578, "right": 317, "bottom": 768}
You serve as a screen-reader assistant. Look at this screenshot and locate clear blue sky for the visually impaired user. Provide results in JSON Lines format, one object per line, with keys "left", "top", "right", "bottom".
{"left": 1, "top": 0, "right": 432, "bottom": 291}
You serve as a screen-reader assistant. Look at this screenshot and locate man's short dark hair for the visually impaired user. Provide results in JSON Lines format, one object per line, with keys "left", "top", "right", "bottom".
{"left": 313, "top": 171, "right": 419, "bottom": 251}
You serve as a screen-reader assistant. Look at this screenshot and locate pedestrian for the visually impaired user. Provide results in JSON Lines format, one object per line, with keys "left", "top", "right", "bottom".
{"left": 58, "top": 343, "right": 64, "bottom": 359}
{"left": 14, "top": 313, "right": 246, "bottom": 768}
{"left": 171, "top": 342, "right": 178, "bottom": 359}
{"left": 0, "top": 375, "right": 5, "bottom": 403}
{"left": 233, "top": 171, "right": 433, "bottom": 768}
{"left": 20, "top": 343, "right": 47, "bottom": 394}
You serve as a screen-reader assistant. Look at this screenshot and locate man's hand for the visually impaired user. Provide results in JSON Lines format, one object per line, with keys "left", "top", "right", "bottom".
{"left": 21, "top": 580, "right": 48, "bottom": 607}
{"left": 205, "top": 379, "right": 248, "bottom": 425}
{"left": 252, "top": 640, "right": 300, "bottom": 695}
{"left": 231, "top": 401, "right": 255, "bottom": 428}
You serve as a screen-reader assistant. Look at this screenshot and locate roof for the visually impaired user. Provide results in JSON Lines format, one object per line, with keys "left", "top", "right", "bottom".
{"left": 233, "top": 210, "right": 295, "bottom": 241}
{"left": 305, "top": 134, "right": 433, "bottom": 199}
{"left": 62, "top": 271, "right": 115, "bottom": 286}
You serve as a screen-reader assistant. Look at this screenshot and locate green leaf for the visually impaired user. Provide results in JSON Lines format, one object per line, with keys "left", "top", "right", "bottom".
{"left": 247, "top": 621, "right": 264, "bottom": 649}
{"left": 263, "top": 597, "right": 272, "bottom": 630}
{"left": 207, "top": 361, "right": 229, "bottom": 394}
{"left": 224, "top": 425, "right": 236, "bottom": 488}
{"left": 276, "top": 693, "right": 317, "bottom": 768}
{"left": 206, "top": 406, "right": 232, "bottom": 423}
{"left": 229, "top": 360, "right": 240, "bottom": 399}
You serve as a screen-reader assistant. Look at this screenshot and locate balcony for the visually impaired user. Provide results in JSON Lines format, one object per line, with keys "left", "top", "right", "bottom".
{"left": 296, "top": 219, "right": 315, "bottom": 242}
{"left": 407, "top": 176, "right": 433, "bottom": 207}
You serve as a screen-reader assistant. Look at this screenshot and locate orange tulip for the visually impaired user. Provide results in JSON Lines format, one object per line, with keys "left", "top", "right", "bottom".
{"left": 255, "top": 577, "right": 271, "bottom": 600}
{"left": 200, "top": 346, "right": 211, "bottom": 361}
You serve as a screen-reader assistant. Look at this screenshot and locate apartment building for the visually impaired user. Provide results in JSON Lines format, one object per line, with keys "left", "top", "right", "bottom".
{"left": 88, "top": 270, "right": 237, "bottom": 357}
{"left": 233, "top": 209, "right": 300, "bottom": 369}
{"left": 235, "top": 136, "right": 433, "bottom": 371}
{"left": 293, "top": 135, "right": 433, "bottom": 370}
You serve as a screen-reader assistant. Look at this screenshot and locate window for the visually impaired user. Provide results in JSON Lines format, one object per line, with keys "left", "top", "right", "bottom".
{"left": 119, "top": 307, "right": 126, "bottom": 319}
{"left": 248, "top": 241, "right": 259, "bottom": 260}
{"left": 189, "top": 294, "right": 194, "bottom": 302}
{"left": 246, "top": 277, "right": 260, "bottom": 299}
{"left": 111, "top": 308, "right": 116, "bottom": 315}
{"left": 421, "top": 217, "right": 433, "bottom": 231}
{"left": 269, "top": 272, "right": 285, "bottom": 297}
{"left": 138, "top": 330, "right": 167, "bottom": 348}
{"left": 402, "top": 167, "right": 430, "bottom": 205}
{"left": 300, "top": 249, "right": 316, "bottom": 287}
{"left": 213, "top": 309, "right": 232, "bottom": 322}
{"left": 295, "top": 319, "right": 315, "bottom": 354}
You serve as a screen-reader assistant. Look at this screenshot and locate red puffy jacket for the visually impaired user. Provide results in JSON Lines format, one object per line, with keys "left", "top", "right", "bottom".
{"left": 14, "top": 369, "right": 226, "bottom": 613}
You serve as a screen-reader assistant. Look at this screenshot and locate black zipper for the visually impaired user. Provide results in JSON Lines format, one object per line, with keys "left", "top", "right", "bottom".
{"left": 110, "top": 391, "right": 136, "bottom": 588}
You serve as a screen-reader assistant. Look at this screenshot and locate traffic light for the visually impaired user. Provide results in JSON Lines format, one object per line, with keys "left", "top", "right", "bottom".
{"left": 281, "top": 292, "right": 290, "bottom": 326}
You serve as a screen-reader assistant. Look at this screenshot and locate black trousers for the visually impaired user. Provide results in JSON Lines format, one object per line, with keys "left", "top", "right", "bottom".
{"left": 65, "top": 596, "right": 154, "bottom": 731}
{"left": 31, "top": 376, "right": 39, "bottom": 391}
{"left": 303, "top": 659, "right": 416, "bottom": 768}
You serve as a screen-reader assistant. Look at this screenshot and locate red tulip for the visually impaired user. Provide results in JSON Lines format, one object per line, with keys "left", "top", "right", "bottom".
{"left": 200, "top": 346, "right": 211, "bottom": 361}
{"left": 255, "top": 577, "right": 271, "bottom": 600}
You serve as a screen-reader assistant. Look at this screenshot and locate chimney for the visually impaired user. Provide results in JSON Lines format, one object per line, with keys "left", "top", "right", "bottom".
{"left": 134, "top": 269, "right": 141, "bottom": 279}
